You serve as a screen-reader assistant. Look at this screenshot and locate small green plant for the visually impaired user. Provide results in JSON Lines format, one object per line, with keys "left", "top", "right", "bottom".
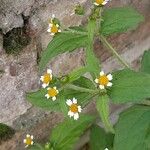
{"left": 25, "top": 0, "right": 150, "bottom": 150}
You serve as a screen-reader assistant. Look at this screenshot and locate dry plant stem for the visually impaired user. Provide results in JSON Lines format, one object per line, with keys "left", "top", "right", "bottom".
{"left": 100, "top": 35, "right": 131, "bottom": 69}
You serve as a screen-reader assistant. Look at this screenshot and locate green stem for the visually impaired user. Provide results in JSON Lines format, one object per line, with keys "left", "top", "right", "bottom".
{"left": 100, "top": 35, "right": 131, "bottom": 69}
{"left": 65, "top": 84, "right": 98, "bottom": 93}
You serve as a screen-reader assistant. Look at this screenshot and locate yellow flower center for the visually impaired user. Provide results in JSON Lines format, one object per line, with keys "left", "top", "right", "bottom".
{"left": 26, "top": 137, "right": 32, "bottom": 145}
{"left": 43, "top": 73, "right": 52, "bottom": 84}
{"left": 70, "top": 104, "right": 78, "bottom": 113}
{"left": 98, "top": 75, "right": 109, "bottom": 85}
{"left": 48, "top": 88, "right": 57, "bottom": 97}
{"left": 96, "top": 0, "right": 104, "bottom": 4}
{"left": 51, "top": 24, "right": 59, "bottom": 33}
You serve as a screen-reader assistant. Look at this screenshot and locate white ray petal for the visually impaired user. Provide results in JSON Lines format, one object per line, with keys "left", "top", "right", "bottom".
{"left": 42, "top": 83, "right": 48, "bottom": 88}
{"left": 52, "top": 96, "right": 56, "bottom": 101}
{"left": 68, "top": 111, "right": 74, "bottom": 117}
{"left": 31, "top": 135, "right": 34, "bottom": 139}
{"left": 95, "top": 78, "right": 99, "bottom": 83}
{"left": 104, "top": 148, "right": 109, "bottom": 150}
{"left": 53, "top": 87, "right": 56, "bottom": 89}
{"left": 102, "top": 1, "right": 108, "bottom": 5}
{"left": 78, "top": 106, "right": 82, "bottom": 112}
{"left": 31, "top": 141, "right": 34, "bottom": 145}
{"left": 49, "top": 23, "right": 53, "bottom": 27}
{"left": 107, "top": 74, "right": 113, "bottom": 81}
{"left": 94, "top": 2, "right": 99, "bottom": 6}
{"left": 58, "top": 29, "right": 61, "bottom": 32}
{"left": 56, "top": 90, "right": 59, "bottom": 93}
{"left": 73, "top": 98, "right": 77, "bottom": 104}
{"left": 99, "top": 85, "right": 105, "bottom": 89}
{"left": 26, "top": 134, "right": 30, "bottom": 138}
{"left": 45, "top": 94, "right": 50, "bottom": 99}
{"left": 66, "top": 99, "right": 73, "bottom": 106}
{"left": 74, "top": 113, "right": 79, "bottom": 120}
{"left": 52, "top": 14, "right": 55, "bottom": 18}
{"left": 47, "top": 28, "right": 51, "bottom": 32}
{"left": 56, "top": 24, "right": 59, "bottom": 27}
{"left": 50, "top": 33, "right": 55, "bottom": 36}
{"left": 107, "top": 82, "right": 112, "bottom": 87}
{"left": 100, "top": 71, "right": 105, "bottom": 76}
{"left": 23, "top": 139, "right": 26, "bottom": 143}
{"left": 40, "top": 76, "right": 44, "bottom": 81}
{"left": 47, "top": 69, "right": 52, "bottom": 74}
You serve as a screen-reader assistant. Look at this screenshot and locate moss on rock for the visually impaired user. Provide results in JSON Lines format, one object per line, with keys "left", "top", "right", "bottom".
{"left": 3, "top": 27, "right": 31, "bottom": 54}
{"left": 0, "top": 123, "right": 15, "bottom": 143}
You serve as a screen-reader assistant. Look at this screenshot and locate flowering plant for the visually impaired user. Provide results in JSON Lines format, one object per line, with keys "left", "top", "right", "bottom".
{"left": 26, "top": 1, "right": 150, "bottom": 150}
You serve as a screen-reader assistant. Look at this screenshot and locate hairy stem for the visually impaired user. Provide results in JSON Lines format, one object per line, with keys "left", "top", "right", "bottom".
{"left": 100, "top": 35, "right": 131, "bottom": 69}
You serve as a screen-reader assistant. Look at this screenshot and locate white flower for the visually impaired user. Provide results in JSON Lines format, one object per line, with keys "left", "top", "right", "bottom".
{"left": 47, "top": 14, "right": 61, "bottom": 35}
{"left": 95, "top": 71, "right": 113, "bottom": 89}
{"left": 104, "top": 148, "right": 109, "bottom": 150}
{"left": 40, "top": 69, "right": 52, "bottom": 88}
{"left": 66, "top": 98, "right": 82, "bottom": 120}
{"left": 45, "top": 86, "right": 59, "bottom": 101}
{"left": 23, "top": 134, "right": 34, "bottom": 148}
{"left": 94, "top": 0, "right": 110, "bottom": 6}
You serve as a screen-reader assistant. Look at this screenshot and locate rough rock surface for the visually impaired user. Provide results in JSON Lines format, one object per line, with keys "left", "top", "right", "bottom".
{"left": 0, "top": 0, "right": 150, "bottom": 149}
{"left": 0, "top": 43, "right": 38, "bottom": 124}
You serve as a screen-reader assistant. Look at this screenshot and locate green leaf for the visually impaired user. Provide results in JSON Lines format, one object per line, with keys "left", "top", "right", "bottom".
{"left": 72, "top": 76, "right": 96, "bottom": 89}
{"left": 64, "top": 76, "right": 97, "bottom": 106}
{"left": 101, "top": 7, "right": 144, "bottom": 36}
{"left": 26, "top": 89, "right": 60, "bottom": 111}
{"left": 114, "top": 105, "right": 150, "bottom": 150}
{"left": 39, "top": 29, "right": 88, "bottom": 72}
{"left": 50, "top": 115, "right": 95, "bottom": 150}
{"left": 108, "top": 69, "right": 150, "bottom": 103}
{"left": 141, "top": 50, "right": 150, "bottom": 74}
{"left": 29, "top": 144, "right": 44, "bottom": 150}
{"left": 59, "top": 90, "right": 68, "bottom": 115}
{"left": 90, "top": 125, "right": 114, "bottom": 150}
{"left": 68, "top": 66, "right": 88, "bottom": 83}
{"left": 86, "top": 20, "right": 100, "bottom": 77}
{"left": 96, "top": 95, "right": 114, "bottom": 133}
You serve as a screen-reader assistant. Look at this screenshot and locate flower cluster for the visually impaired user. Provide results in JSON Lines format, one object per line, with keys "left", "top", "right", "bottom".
{"left": 40, "top": 69, "right": 59, "bottom": 101}
{"left": 40, "top": 69, "right": 82, "bottom": 120}
{"left": 47, "top": 14, "right": 61, "bottom": 36}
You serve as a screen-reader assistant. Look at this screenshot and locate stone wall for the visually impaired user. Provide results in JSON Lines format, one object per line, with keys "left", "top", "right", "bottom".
{"left": 0, "top": 0, "right": 150, "bottom": 149}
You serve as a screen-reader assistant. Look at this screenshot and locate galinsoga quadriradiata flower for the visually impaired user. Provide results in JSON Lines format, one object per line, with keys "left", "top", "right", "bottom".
{"left": 23, "top": 134, "right": 34, "bottom": 148}
{"left": 45, "top": 86, "right": 59, "bottom": 101}
{"left": 94, "top": 0, "right": 110, "bottom": 6}
{"left": 95, "top": 71, "right": 113, "bottom": 89}
{"left": 47, "top": 14, "right": 61, "bottom": 35}
{"left": 66, "top": 98, "right": 82, "bottom": 120}
{"left": 40, "top": 69, "right": 52, "bottom": 88}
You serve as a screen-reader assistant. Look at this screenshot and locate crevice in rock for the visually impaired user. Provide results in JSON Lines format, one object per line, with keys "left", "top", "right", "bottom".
{"left": 3, "top": 16, "right": 31, "bottom": 55}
